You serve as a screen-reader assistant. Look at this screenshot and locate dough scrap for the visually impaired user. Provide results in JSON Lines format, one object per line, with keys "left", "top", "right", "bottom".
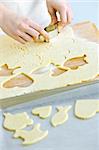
{"left": 14, "top": 124, "right": 48, "bottom": 145}
{"left": 63, "top": 55, "right": 88, "bottom": 70}
{"left": 3, "top": 73, "right": 34, "bottom": 88}
{"left": 75, "top": 100, "right": 99, "bottom": 119}
{"left": 0, "top": 64, "right": 20, "bottom": 76}
{"left": 32, "top": 106, "right": 52, "bottom": 119}
{"left": 51, "top": 106, "right": 72, "bottom": 127}
{"left": 3, "top": 112, "right": 33, "bottom": 131}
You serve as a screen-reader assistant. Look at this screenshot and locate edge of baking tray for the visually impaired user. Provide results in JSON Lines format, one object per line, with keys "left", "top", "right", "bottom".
{"left": 0, "top": 80, "right": 99, "bottom": 109}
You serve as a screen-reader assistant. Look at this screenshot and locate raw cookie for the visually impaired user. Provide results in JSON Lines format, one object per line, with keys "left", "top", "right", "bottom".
{"left": 51, "top": 106, "right": 72, "bottom": 127}
{"left": 14, "top": 124, "right": 48, "bottom": 145}
{"left": 3, "top": 73, "right": 34, "bottom": 88}
{"left": 75, "top": 100, "right": 99, "bottom": 119}
{"left": 32, "top": 106, "right": 52, "bottom": 119}
{"left": 3, "top": 112, "right": 33, "bottom": 131}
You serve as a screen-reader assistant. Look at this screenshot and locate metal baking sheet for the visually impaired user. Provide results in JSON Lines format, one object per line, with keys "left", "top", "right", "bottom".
{"left": 0, "top": 82, "right": 99, "bottom": 150}
{"left": 0, "top": 80, "right": 99, "bottom": 109}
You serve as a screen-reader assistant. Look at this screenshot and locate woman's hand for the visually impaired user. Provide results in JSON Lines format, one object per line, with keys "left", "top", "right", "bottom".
{"left": 0, "top": 4, "right": 49, "bottom": 44}
{"left": 46, "top": 0, "right": 73, "bottom": 28}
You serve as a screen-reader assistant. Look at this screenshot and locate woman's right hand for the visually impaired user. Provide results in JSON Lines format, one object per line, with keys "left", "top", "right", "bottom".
{"left": 0, "top": 4, "right": 49, "bottom": 44}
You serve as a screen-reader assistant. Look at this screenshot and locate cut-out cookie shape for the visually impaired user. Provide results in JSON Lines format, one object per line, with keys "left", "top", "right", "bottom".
{"left": 32, "top": 65, "right": 51, "bottom": 75}
{"left": 75, "top": 100, "right": 99, "bottom": 119}
{"left": 32, "top": 106, "right": 52, "bottom": 119}
{"left": 51, "top": 66, "right": 68, "bottom": 77}
{"left": 3, "top": 73, "right": 34, "bottom": 88}
{"left": 14, "top": 124, "right": 48, "bottom": 145}
{"left": 32, "top": 63, "right": 55, "bottom": 75}
{"left": 0, "top": 64, "right": 20, "bottom": 76}
{"left": 51, "top": 106, "right": 72, "bottom": 127}
{"left": 32, "top": 63, "right": 67, "bottom": 77}
{"left": 63, "top": 55, "right": 88, "bottom": 70}
{"left": 3, "top": 112, "right": 33, "bottom": 131}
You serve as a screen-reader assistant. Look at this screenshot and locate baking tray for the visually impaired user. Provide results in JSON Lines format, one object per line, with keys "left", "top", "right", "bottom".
{"left": 0, "top": 82, "right": 99, "bottom": 150}
{"left": 0, "top": 79, "right": 99, "bottom": 109}
{"left": 0, "top": 21, "right": 99, "bottom": 109}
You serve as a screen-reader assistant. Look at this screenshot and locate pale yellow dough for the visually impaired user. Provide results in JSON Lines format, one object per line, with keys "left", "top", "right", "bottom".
{"left": 75, "top": 100, "right": 99, "bottom": 119}
{"left": 3, "top": 112, "right": 33, "bottom": 131}
{"left": 51, "top": 106, "right": 72, "bottom": 127}
{"left": 14, "top": 124, "right": 48, "bottom": 145}
{"left": 32, "top": 106, "right": 52, "bottom": 119}
{"left": 0, "top": 25, "right": 99, "bottom": 102}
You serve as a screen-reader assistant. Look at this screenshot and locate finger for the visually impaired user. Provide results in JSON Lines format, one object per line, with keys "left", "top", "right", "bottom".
{"left": 48, "top": 7, "right": 58, "bottom": 25}
{"left": 17, "top": 31, "right": 33, "bottom": 42}
{"left": 28, "top": 21, "right": 49, "bottom": 41}
{"left": 17, "top": 36, "right": 27, "bottom": 44}
{"left": 18, "top": 20, "right": 48, "bottom": 42}
{"left": 47, "top": 3, "right": 57, "bottom": 24}
{"left": 67, "top": 11, "right": 71, "bottom": 24}
{"left": 14, "top": 36, "right": 26, "bottom": 44}
{"left": 22, "top": 26, "right": 39, "bottom": 41}
{"left": 67, "top": 3, "right": 73, "bottom": 19}
{"left": 67, "top": 8, "right": 73, "bottom": 24}
{"left": 59, "top": 9, "right": 67, "bottom": 25}
{"left": 6, "top": 32, "right": 26, "bottom": 44}
{"left": 51, "top": 13, "right": 57, "bottom": 25}
{"left": 18, "top": 22, "right": 38, "bottom": 39}
{"left": 57, "top": 21, "right": 65, "bottom": 33}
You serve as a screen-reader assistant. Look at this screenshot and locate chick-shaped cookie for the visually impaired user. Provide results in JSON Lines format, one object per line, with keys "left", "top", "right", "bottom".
{"left": 51, "top": 106, "right": 72, "bottom": 127}
{"left": 14, "top": 124, "right": 48, "bottom": 145}
{"left": 32, "top": 106, "right": 52, "bottom": 119}
{"left": 3, "top": 112, "right": 33, "bottom": 131}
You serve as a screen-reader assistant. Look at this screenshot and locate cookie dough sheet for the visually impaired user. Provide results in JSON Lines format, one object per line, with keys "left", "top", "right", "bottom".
{"left": 0, "top": 83, "right": 99, "bottom": 150}
{"left": 0, "top": 26, "right": 99, "bottom": 101}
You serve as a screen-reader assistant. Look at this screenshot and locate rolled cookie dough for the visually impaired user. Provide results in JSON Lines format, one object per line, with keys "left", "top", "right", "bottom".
{"left": 51, "top": 105, "right": 72, "bottom": 127}
{"left": 14, "top": 124, "right": 48, "bottom": 145}
{"left": 75, "top": 100, "right": 99, "bottom": 119}
{"left": 32, "top": 106, "right": 52, "bottom": 119}
{"left": 3, "top": 112, "right": 33, "bottom": 131}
